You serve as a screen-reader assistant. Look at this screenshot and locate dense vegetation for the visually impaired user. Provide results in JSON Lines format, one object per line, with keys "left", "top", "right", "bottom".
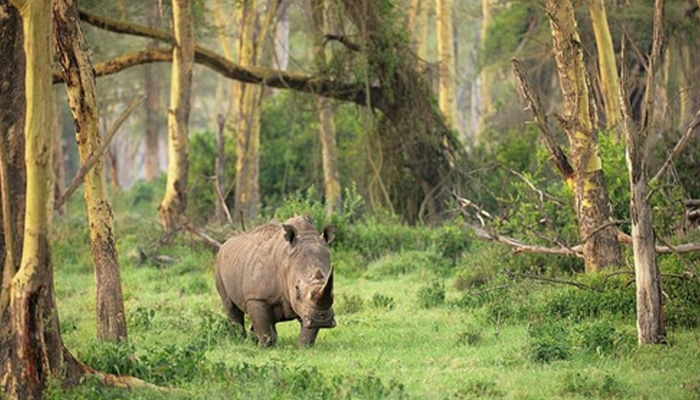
{"left": 46, "top": 183, "right": 700, "bottom": 399}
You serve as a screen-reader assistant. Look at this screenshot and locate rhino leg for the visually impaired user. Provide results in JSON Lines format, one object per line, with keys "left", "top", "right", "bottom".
{"left": 247, "top": 300, "right": 278, "bottom": 347}
{"left": 222, "top": 300, "right": 246, "bottom": 338}
{"left": 299, "top": 326, "right": 319, "bottom": 347}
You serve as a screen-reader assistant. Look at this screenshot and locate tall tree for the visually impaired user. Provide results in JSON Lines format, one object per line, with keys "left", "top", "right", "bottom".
{"left": 588, "top": 0, "right": 621, "bottom": 130}
{"left": 232, "top": 0, "right": 278, "bottom": 223}
{"left": 477, "top": 0, "right": 498, "bottom": 144}
{"left": 408, "top": 0, "right": 429, "bottom": 61}
{"left": 144, "top": 2, "right": 163, "bottom": 182}
{"left": 620, "top": 0, "right": 667, "bottom": 345}
{"left": 159, "top": 0, "right": 194, "bottom": 232}
{"left": 1, "top": 0, "right": 83, "bottom": 396}
{"left": 53, "top": 0, "right": 128, "bottom": 343}
{"left": 545, "top": 0, "right": 622, "bottom": 272}
{"left": 311, "top": 0, "right": 342, "bottom": 216}
{"left": 436, "top": 0, "right": 457, "bottom": 129}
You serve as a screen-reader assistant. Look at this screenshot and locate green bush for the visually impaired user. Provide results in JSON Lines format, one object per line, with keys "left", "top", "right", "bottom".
{"left": 364, "top": 249, "right": 447, "bottom": 279}
{"left": 335, "top": 293, "right": 365, "bottom": 315}
{"left": 572, "top": 319, "right": 635, "bottom": 357}
{"left": 370, "top": 292, "right": 395, "bottom": 310}
{"left": 417, "top": 280, "right": 446, "bottom": 309}
{"left": 526, "top": 320, "right": 571, "bottom": 363}
{"left": 187, "top": 131, "right": 236, "bottom": 223}
{"left": 560, "top": 371, "right": 627, "bottom": 398}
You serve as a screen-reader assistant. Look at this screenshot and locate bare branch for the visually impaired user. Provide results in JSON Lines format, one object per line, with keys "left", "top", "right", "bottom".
{"left": 511, "top": 58, "right": 574, "bottom": 182}
{"left": 69, "top": 10, "right": 385, "bottom": 109}
{"left": 55, "top": 95, "right": 144, "bottom": 210}
{"left": 651, "top": 106, "right": 700, "bottom": 184}
{"left": 324, "top": 34, "right": 362, "bottom": 52}
{"left": 503, "top": 270, "right": 601, "bottom": 291}
{"left": 469, "top": 225, "right": 583, "bottom": 257}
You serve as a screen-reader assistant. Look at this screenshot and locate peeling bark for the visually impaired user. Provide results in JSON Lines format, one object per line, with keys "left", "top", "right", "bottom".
{"left": 53, "top": 0, "right": 128, "bottom": 343}
{"left": 158, "top": 0, "right": 194, "bottom": 233}
{"left": 546, "top": 0, "right": 622, "bottom": 272}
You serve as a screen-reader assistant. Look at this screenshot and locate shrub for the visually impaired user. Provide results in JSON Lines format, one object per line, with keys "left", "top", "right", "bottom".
{"left": 572, "top": 319, "right": 635, "bottom": 357}
{"left": 417, "top": 280, "right": 446, "bottom": 309}
{"left": 370, "top": 292, "right": 395, "bottom": 310}
{"left": 364, "top": 250, "right": 447, "bottom": 279}
{"left": 526, "top": 320, "right": 571, "bottom": 363}
{"left": 336, "top": 293, "right": 365, "bottom": 314}
{"left": 560, "top": 371, "right": 626, "bottom": 398}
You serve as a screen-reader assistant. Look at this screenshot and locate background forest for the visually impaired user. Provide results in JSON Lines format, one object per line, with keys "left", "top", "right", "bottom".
{"left": 2, "top": 0, "right": 700, "bottom": 399}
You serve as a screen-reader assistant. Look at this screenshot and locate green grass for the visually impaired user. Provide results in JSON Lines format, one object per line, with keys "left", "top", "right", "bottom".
{"left": 47, "top": 199, "right": 700, "bottom": 399}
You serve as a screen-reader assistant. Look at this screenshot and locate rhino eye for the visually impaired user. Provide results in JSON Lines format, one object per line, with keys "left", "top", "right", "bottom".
{"left": 295, "top": 283, "right": 301, "bottom": 300}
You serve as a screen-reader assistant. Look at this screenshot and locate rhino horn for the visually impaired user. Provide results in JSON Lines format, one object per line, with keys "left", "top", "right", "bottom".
{"left": 314, "top": 267, "right": 334, "bottom": 307}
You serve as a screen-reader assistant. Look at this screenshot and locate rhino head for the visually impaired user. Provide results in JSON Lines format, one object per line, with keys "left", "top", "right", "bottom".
{"left": 283, "top": 221, "right": 337, "bottom": 330}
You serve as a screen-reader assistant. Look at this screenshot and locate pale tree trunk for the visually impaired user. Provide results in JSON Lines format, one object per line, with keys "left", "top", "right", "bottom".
{"left": 588, "top": 0, "right": 621, "bottom": 131}
{"left": 53, "top": 0, "right": 128, "bottom": 343}
{"left": 477, "top": 0, "right": 498, "bottom": 144}
{"left": 311, "top": 0, "right": 342, "bottom": 216}
{"left": 159, "top": 0, "right": 194, "bottom": 232}
{"left": 678, "top": 41, "right": 700, "bottom": 130}
{"left": 408, "top": 0, "right": 429, "bottom": 60}
{"left": 144, "top": 2, "right": 162, "bottom": 182}
{"left": 1, "top": 0, "right": 84, "bottom": 396}
{"left": 546, "top": 0, "right": 622, "bottom": 272}
{"left": 436, "top": 0, "right": 457, "bottom": 129}
{"left": 0, "top": 0, "right": 25, "bottom": 331}
{"left": 620, "top": 0, "right": 666, "bottom": 345}
{"left": 274, "top": 0, "right": 290, "bottom": 71}
{"left": 233, "top": 0, "right": 278, "bottom": 223}
{"left": 53, "top": 87, "right": 66, "bottom": 213}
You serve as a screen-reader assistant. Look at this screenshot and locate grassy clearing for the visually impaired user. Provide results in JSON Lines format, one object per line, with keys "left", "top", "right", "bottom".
{"left": 47, "top": 194, "right": 700, "bottom": 399}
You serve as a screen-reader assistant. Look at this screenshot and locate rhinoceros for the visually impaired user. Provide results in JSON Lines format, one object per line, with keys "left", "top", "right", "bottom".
{"left": 214, "top": 215, "right": 336, "bottom": 347}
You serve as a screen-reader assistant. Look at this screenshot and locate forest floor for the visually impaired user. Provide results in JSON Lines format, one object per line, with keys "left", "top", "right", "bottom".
{"left": 46, "top": 191, "right": 700, "bottom": 399}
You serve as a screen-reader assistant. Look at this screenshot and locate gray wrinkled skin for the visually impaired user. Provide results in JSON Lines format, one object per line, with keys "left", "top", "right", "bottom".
{"left": 215, "top": 215, "right": 336, "bottom": 347}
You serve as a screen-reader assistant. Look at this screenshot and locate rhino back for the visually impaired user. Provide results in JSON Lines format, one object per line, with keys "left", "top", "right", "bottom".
{"left": 215, "top": 222, "right": 289, "bottom": 312}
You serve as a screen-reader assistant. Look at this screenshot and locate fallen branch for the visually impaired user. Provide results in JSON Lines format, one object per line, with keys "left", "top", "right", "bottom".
{"left": 616, "top": 231, "right": 700, "bottom": 254}
{"left": 182, "top": 221, "right": 222, "bottom": 251}
{"left": 470, "top": 225, "right": 583, "bottom": 257}
{"left": 503, "top": 269, "right": 601, "bottom": 291}
{"left": 55, "top": 95, "right": 144, "bottom": 210}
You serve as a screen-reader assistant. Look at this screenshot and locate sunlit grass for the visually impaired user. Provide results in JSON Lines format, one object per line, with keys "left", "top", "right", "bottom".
{"left": 49, "top": 196, "right": 700, "bottom": 399}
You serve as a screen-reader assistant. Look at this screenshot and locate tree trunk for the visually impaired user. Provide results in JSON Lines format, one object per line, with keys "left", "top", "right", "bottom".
{"left": 477, "top": 0, "right": 498, "bottom": 144}
{"left": 144, "top": 2, "right": 162, "bottom": 182}
{"left": 233, "top": 0, "right": 278, "bottom": 223}
{"left": 546, "top": 0, "right": 622, "bottom": 272}
{"left": 588, "top": 0, "right": 621, "bottom": 131}
{"left": 408, "top": 0, "right": 429, "bottom": 61}
{"left": 311, "top": 0, "right": 342, "bottom": 216}
{"left": 53, "top": 0, "right": 128, "bottom": 343}
{"left": 436, "top": 0, "right": 457, "bottom": 129}
{"left": 1, "top": 1, "right": 84, "bottom": 396}
{"left": 159, "top": 0, "right": 194, "bottom": 232}
{"left": 273, "top": 0, "right": 290, "bottom": 71}
{"left": 620, "top": 0, "right": 666, "bottom": 345}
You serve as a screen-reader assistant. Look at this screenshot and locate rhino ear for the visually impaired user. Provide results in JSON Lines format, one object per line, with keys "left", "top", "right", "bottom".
{"left": 321, "top": 225, "right": 336, "bottom": 244}
{"left": 283, "top": 224, "right": 297, "bottom": 245}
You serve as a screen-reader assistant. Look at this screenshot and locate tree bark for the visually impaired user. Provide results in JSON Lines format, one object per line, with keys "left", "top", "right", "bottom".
{"left": 232, "top": 0, "right": 264, "bottom": 224}
{"left": 144, "top": 2, "right": 162, "bottom": 182}
{"left": 1, "top": 1, "right": 85, "bottom": 396}
{"left": 159, "top": 0, "right": 194, "bottom": 233}
{"left": 436, "top": 0, "right": 458, "bottom": 129}
{"left": 546, "top": 0, "right": 622, "bottom": 272}
{"left": 477, "top": 0, "right": 498, "bottom": 144}
{"left": 53, "top": 0, "right": 128, "bottom": 343}
{"left": 620, "top": 0, "right": 667, "bottom": 345}
{"left": 311, "top": 0, "right": 342, "bottom": 216}
{"left": 588, "top": 0, "right": 621, "bottom": 131}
